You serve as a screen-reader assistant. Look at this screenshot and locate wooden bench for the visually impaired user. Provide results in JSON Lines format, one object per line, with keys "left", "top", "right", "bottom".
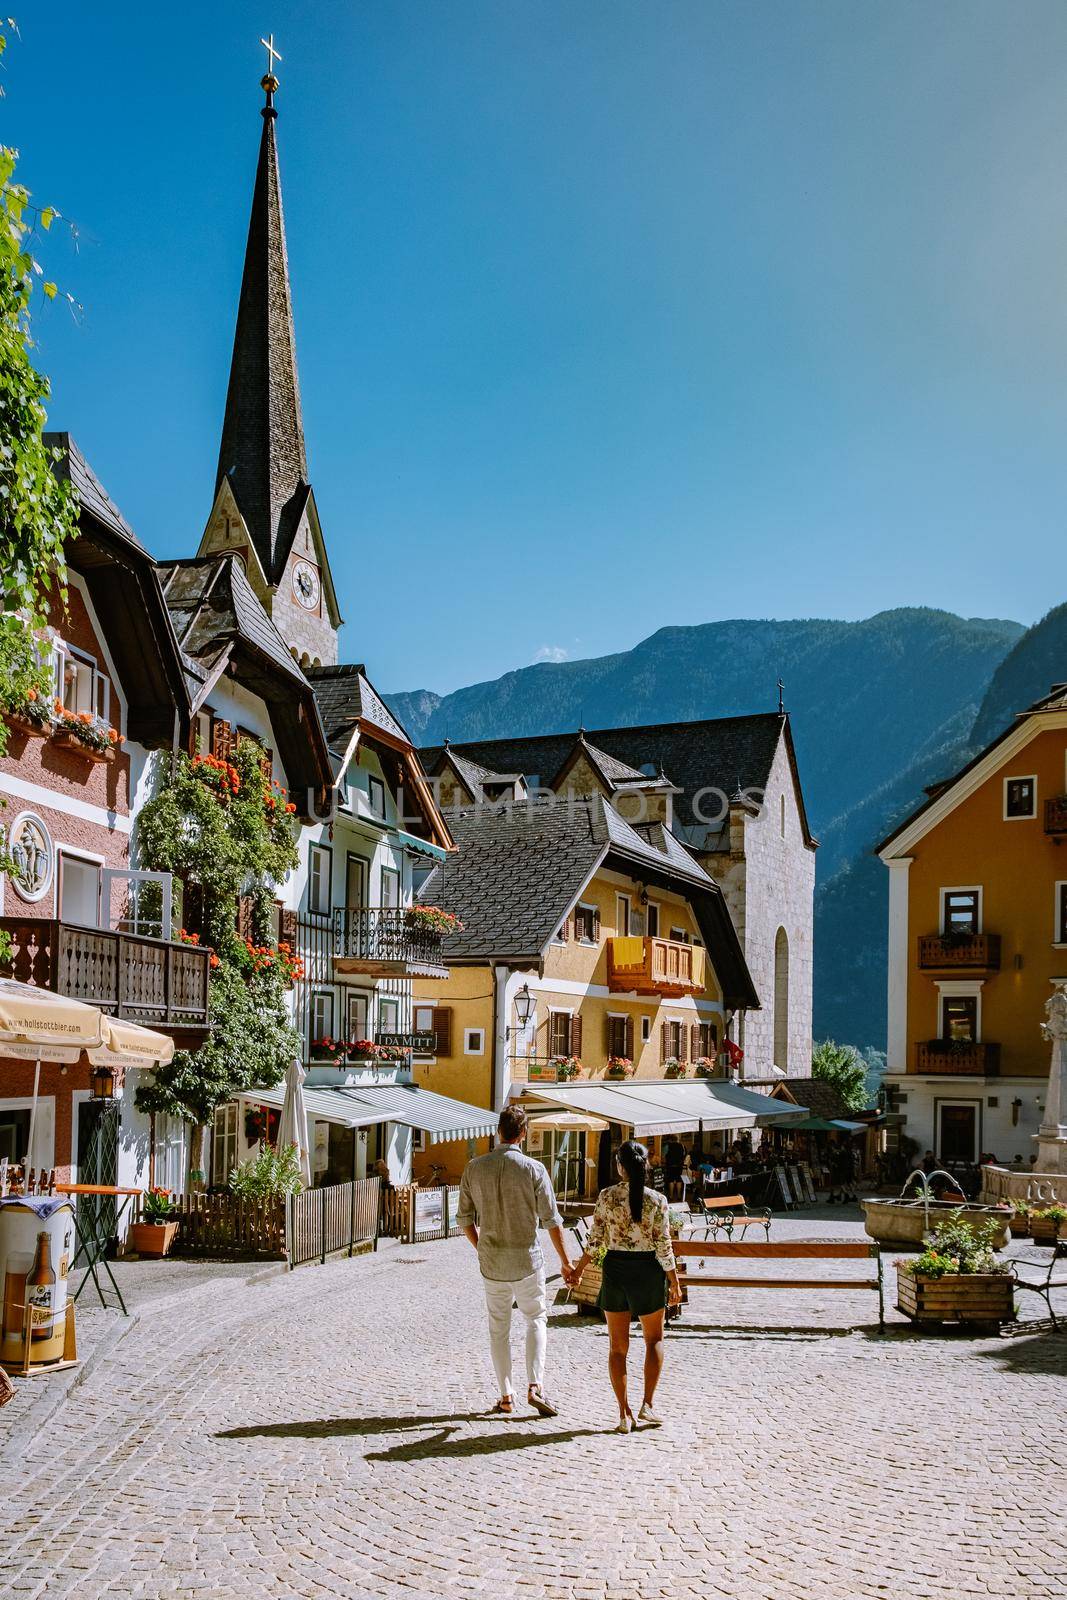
{"left": 1012, "top": 1241, "right": 1067, "bottom": 1328}
{"left": 673, "top": 1239, "right": 886, "bottom": 1331}
{"left": 691, "top": 1194, "right": 773, "bottom": 1243}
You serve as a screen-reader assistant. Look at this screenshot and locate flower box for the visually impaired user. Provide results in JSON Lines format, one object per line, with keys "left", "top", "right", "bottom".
{"left": 1007, "top": 1209, "right": 1031, "bottom": 1238}
{"left": 127, "top": 1221, "right": 180, "bottom": 1259}
{"left": 2, "top": 710, "right": 47, "bottom": 740}
{"left": 895, "top": 1264, "right": 1014, "bottom": 1327}
{"left": 1029, "top": 1212, "right": 1067, "bottom": 1245}
{"left": 52, "top": 728, "right": 115, "bottom": 764}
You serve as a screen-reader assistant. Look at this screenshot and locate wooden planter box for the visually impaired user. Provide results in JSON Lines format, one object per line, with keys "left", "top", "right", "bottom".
{"left": 1029, "top": 1215, "right": 1066, "bottom": 1245}
{"left": 1008, "top": 1212, "right": 1031, "bottom": 1238}
{"left": 52, "top": 728, "right": 115, "bottom": 764}
{"left": 896, "top": 1264, "right": 1014, "bottom": 1327}
{"left": 3, "top": 711, "right": 47, "bottom": 740}
{"left": 127, "top": 1221, "right": 180, "bottom": 1258}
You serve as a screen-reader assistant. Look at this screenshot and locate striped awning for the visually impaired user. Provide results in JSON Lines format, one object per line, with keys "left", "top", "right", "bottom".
{"left": 239, "top": 1082, "right": 497, "bottom": 1144}
{"left": 520, "top": 1079, "right": 809, "bottom": 1137}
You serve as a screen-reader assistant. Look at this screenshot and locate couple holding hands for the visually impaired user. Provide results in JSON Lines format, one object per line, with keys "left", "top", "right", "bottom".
{"left": 457, "top": 1105, "right": 682, "bottom": 1434}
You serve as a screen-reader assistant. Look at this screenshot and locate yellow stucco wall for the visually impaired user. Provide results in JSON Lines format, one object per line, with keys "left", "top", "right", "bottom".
{"left": 904, "top": 723, "right": 1067, "bottom": 1077}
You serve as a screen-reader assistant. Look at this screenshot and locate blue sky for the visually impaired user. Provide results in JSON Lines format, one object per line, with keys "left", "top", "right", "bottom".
{"left": 9, "top": 3, "right": 1067, "bottom": 693}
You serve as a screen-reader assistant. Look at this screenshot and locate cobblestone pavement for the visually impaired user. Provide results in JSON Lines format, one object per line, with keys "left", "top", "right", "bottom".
{"left": 2, "top": 1216, "right": 1066, "bottom": 1600}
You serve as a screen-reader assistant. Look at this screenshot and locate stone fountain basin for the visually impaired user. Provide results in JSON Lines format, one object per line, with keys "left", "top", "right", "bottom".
{"left": 861, "top": 1198, "right": 1011, "bottom": 1248}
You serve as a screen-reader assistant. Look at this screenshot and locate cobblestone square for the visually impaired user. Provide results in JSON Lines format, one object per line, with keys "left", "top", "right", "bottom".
{"left": 2, "top": 1218, "right": 1066, "bottom": 1600}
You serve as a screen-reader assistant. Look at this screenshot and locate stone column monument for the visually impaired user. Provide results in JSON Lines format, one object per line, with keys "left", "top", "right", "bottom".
{"left": 1036, "top": 983, "right": 1067, "bottom": 1173}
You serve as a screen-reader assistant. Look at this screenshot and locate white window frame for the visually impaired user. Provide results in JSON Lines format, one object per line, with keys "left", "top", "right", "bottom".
{"left": 380, "top": 867, "right": 400, "bottom": 909}
{"left": 368, "top": 775, "right": 386, "bottom": 819}
{"left": 935, "top": 1099, "right": 981, "bottom": 1164}
{"left": 940, "top": 886, "right": 983, "bottom": 936}
{"left": 310, "top": 991, "right": 335, "bottom": 1050}
{"left": 57, "top": 848, "right": 103, "bottom": 929}
{"left": 616, "top": 894, "right": 631, "bottom": 937}
{"left": 1003, "top": 774, "right": 1037, "bottom": 821}
{"left": 194, "top": 710, "right": 212, "bottom": 756}
{"left": 412, "top": 1128, "right": 428, "bottom": 1155}
{"left": 55, "top": 642, "right": 99, "bottom": 719}
{"left": 936, "top": 981, "right": 983, "bottom": 1042}
{"left": 346, "top": 991, "right": 369, "bottom": 1041}
{"left": 640, "top": 1016, "right": 651, "bottom": 1043}
{"left": 669, "top": 925, "right": 688, "bottom": 945}
{"left": 378, "top": 995, "right": 400, "bottom": 1034}
{"left": 574, "top": 902, "right": 598, "bottom": 945}
{"left": 308, "top": 844, "right": 331, "bottom": 915}
{"left": 464, "top": 1028, "right": 485, "bottom": 1056}
{"left": 645, "top": 902, "right": 659, "bottom": 938}
{"left": 212, "top": 1103, "right": 238, "bottom": 1187}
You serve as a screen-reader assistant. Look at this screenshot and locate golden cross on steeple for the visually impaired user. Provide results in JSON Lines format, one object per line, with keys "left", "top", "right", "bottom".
{"left": 261, "top": 33, "right": 283, "bottom": 76}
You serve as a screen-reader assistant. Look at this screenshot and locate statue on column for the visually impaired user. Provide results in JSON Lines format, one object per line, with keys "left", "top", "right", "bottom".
{"left": 1036, "top": 984, "right": 1067, "bottom": 1173}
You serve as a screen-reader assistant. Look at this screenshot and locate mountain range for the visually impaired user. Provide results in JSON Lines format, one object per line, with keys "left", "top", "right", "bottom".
{"left": 385, "top": 605, "right": 1067, "bottom": 1050}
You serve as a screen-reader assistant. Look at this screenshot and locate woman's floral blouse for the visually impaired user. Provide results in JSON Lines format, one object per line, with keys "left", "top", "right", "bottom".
{"left": 588, "top": 1183, "right": 676, "bottom": 1274}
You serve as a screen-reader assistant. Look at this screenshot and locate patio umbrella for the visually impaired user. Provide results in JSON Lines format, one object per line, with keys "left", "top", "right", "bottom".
{"left": 87, "top": 1016, "right": 176, "bottom": 1073}
{"left": 528, "top": 1110, "right": 610, "bottom": 1133}
{"left": 0, "top": 978, "right": 108, "bottom": 1172}
{"left": 276, "top": 1058, "right": 312, "bottom": 1188}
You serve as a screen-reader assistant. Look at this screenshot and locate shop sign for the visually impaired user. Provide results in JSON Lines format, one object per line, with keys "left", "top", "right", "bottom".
{"left": 375, "top": 1032, "right": 436, "bottom": 1051}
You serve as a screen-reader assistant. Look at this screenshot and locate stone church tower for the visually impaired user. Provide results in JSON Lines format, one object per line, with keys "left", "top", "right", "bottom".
{"left": 198, "top": 68, "right": 342, "bottom": 668}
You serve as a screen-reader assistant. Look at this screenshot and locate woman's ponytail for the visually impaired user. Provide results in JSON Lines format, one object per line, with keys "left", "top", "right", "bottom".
{"left": 616, "top": 1139, "right": 649, "bottom": 1224}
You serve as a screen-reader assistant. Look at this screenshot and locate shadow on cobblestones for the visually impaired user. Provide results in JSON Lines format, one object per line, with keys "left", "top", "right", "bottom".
{"left": 975, "top": 1329, "right": 1067, "bottom": 1375}
{"left": 365, "top": 1424, "right": 604, "bottom": 1463}
{"left": 217, "top": 1410, "right": 491, "bottom": 1439}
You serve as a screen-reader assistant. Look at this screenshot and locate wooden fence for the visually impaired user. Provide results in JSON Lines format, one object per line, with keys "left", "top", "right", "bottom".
{"left": 171, "top": 1192, "right": 287, "bottom": 1259}
{"left": 380, "top": 1184, "right": 463, "bottom": 1243}
{"left": 170, "top": 1178, "right": 381, "bottom": 1265}
{"left": 287, "top": 1178, "right": 381, "bottom": 1266}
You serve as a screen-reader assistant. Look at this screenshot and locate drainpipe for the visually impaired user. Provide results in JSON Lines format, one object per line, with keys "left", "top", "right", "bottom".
{"left": 492, "top": 966, "right": 509, "bottom": 1112}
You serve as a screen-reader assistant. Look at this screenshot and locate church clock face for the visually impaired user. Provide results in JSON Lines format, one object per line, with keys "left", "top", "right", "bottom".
{"left": 292, "top": 559, "right": 320, "bottom": 611}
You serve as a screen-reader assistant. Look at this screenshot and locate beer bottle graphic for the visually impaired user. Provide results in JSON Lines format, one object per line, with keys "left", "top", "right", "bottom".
{"left": 26, "top": 1232, "right": 56, "bottom": 1340}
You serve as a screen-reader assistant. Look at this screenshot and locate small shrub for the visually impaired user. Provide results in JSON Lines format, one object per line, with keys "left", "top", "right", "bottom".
{"left": 228, "top": 1143, "right": 304, "bottom": 1199}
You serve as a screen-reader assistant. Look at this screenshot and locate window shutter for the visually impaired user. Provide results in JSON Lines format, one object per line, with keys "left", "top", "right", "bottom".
{"left": 211, "top": 718, "right": 233, "bottom": 761}
{"left": 624, "top": 1015, "right": 634, "bottom": 1059}
{"left": 592, "top": 906, "right": 601, "bottom": 941}
{"left": 604, "top": 1014, "right": 614, "bottom": 1055}
{"left": 431, "top": 1007, "right": 452, "bottom": 1056}
{"left": 661, "top": 1021, "right": 670, "bottom": 1059}
{"left": 237, "top": 894, "right": 255, "bottom": 943}
{"left": 278, "top": 908, "right": 298, "bottom": 947}
{"left": 678, "top": 1024, "right": 688, "bottom": 1063}
{"left": 691, "top": 1023, "right": 702, "bottom": 1060}
{"left": 569, "top": 1012, "right": 582, "bottom": 1058}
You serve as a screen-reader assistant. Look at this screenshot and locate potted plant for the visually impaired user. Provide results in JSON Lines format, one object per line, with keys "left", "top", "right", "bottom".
{"left": 348, "top": 1038, "right": 382, "bottom": 1061}
{"left": 312, "top": 1035, "right": 348, "bottom": 1063}
{"left": 1, "top": 685, "right": 50, "bottom": 740}
{"left": 51, "top": 703, "right": 123, "bottom": 762}
{"left": 896, "top": 1214, "right": 1014, "bottom": 1327}
{"left": 663, "top": 1058, "right": 686, "bottom": 1079}
{"left": 1006, "top": 1198, "right": 1032, "bottom": 1238}
{"left": 128, "top": 1187, "right": 181, "bottom": 1258}
{"left": 1030, "top": 1204, "right": 1067, "bottom": 1244}
{"left": 550, "top": 1055, "right": 582, "bottom": 1081}
{"left": 406, "top": 905, "right": 464, "bottom": 936}
{"left": 606, "top": 1055, "right": 633, "bottom": 1079}
{"left": 693, "top": 1057, "right": 717, "bottom": 1078}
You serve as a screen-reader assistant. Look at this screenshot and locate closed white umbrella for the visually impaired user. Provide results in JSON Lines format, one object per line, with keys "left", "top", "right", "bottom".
{"left": 276, "top": 1058, "right": 311, "bottom": 1189}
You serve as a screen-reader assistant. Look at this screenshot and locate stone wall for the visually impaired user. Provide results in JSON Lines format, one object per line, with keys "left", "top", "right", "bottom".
{"left": 980, "top": 1163, "right": 1067, "bottom": 1206}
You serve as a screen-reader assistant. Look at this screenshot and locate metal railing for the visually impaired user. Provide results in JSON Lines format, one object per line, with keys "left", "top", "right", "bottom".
{"left": 333, "top": 907, "right": 446, "bottom": 971}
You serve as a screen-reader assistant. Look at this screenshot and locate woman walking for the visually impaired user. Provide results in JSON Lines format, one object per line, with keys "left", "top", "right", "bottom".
{"left": 566, "top": 1140, "right": 682, "bottom": 1432}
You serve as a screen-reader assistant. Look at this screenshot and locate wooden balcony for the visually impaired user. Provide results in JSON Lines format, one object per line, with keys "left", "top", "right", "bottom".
{"left": 0, "top": 918, "right": 211, "bottom": 1030}
{"left": 1046, "top": 795, "right": 1067, "bottom": 836}
{"left": 332, "top": 908, "right": 449, "bottom": 979}
{"left": 917, "top": 933, "right": 1000, "bottom": 972}
{"left": 916, "top": 1040, "right": 1000, "bottom": 1076}
{"left": 607, "top": 936, "right": 705, "bottom": 996}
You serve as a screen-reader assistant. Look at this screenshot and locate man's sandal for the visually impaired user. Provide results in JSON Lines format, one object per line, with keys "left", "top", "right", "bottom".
{"left": 528, "top": 1386, "right": 559, "bottom": 1418}
{"left": 489, "top": 1396, "right": 514, "bottom": 1416}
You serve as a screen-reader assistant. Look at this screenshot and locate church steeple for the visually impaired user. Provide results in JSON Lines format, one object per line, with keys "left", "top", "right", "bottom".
{"left": 214, "top": 58, "right": 308, "bottom": 584}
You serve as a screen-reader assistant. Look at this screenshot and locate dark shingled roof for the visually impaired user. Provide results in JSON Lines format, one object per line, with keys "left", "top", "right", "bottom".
{"left": 214, "top": 95, "right": 309, "bottom": 586}
{"left": 158, "top": 555, "right": 309, "bottom": 690}
{"left": 420, "top": 715, "right": 814, "bottom": 849}
{"left": 772, "top": 1076, "right": 856, "bottom": 1120}
{"left": 306, "top": 663, "right": 412, "bottom": 748}
{"left": 417, "top": 794, "right": 759, "bottom": 1009}
{"left": 44, "top": 432, "right": 147, "bottom": 554}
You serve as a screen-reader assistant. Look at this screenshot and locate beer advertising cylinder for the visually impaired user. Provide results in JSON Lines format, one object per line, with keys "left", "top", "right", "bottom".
{"left": 0, "top": 1199, "right": 74, "bottom": 1367}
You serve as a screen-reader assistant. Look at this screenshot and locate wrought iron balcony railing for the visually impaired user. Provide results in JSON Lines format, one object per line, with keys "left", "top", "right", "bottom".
{"left": 332, "top": 908, "right": 448, "bottom": 978}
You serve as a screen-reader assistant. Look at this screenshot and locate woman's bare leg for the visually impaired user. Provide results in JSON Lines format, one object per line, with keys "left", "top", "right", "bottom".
{"left": 604, "top": 1310, "right": 632, "bottom": 1418}
{"left": 638, "top": 1308, "right": 666, "bottom": 1406}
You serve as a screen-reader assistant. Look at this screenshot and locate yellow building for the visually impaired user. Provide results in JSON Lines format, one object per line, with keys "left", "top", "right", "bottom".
{"left": 412, "top": 792, "right": 760, "bottom": 1185}
{"left": 879, "top": 685, "right": 1067, "bottom": 1165}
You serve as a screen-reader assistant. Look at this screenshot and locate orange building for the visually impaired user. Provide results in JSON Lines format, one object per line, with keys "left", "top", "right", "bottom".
{"left": 878, "top": 685, "right": 1067, "bottom": 1165}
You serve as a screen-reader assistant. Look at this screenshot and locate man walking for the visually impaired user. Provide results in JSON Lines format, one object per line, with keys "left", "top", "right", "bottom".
{"left": 457, "top": 1104, "right": 573, "bottom": 1417}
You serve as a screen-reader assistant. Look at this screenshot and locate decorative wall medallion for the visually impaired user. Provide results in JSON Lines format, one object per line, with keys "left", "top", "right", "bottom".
{"left": 292, "top": 560, "right": 320, "bottom": 611}
{"left": 7, "top": 812, "right": 54, "bottom": 903}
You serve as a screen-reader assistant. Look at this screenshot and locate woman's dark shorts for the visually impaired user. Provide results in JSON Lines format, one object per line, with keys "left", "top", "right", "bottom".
{"left": 598, "top": 1250, "right": 667, "bottom": 1316}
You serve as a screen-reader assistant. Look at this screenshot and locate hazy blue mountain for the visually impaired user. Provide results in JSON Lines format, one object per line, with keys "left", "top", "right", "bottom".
{"left": 970, "top": 602, "right": 1067, "bottom": 748}
{"left": 386, "top": 607, "right": 1026, "bottom": 1049}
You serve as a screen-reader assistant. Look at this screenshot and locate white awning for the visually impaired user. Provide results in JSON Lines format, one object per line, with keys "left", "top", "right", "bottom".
{"left": 238, "top": 1082, "right": 498, "bottom": 1144}
{"left": 520, "top": 1079, "right": 809, "bottom": 1137}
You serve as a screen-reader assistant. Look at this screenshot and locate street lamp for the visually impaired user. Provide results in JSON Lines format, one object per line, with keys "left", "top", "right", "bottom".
{"left": 91, "top": 1062, "right": 116, "bottom": 1102}
{"left": 514, "top": 984, "right": 534, "bottom": 1026}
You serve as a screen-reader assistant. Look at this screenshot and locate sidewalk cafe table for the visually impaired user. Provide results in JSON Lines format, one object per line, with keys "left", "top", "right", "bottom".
{"left": 54, "top": 1184, "right": 140, "bottom": 1315}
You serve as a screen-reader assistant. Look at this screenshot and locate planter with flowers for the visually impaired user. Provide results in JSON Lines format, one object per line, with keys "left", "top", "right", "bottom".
{"left": 127, "top": 1188, "right": 181, "bottom": 1258}
{"left": 406, "top": 905, "right": 464, "bottom": 937}
{"left": 1006, "top": 1199, "right": 1032, "bottom": 1238}
{"left": 348, "top": 1039, "right": 383, "bottom": 1062}
{"left": 606, "top": 1056, "right": 633, "bottom": 1079}
{"left": 1030, "top": 1205, "right": 1067, "bottom": 1245}
{"left": 2, "top": 685, "right": 50, "bottom": 740}
{"left": 550, "top": 1055, "right": 582, "bottom": 1081}
{"left": 313, "top": 1036, "right": 349, "bottom": 1064}
{"left": 51, "top": 702, "right": 123, "bottom": 763}
{"left": 663, "top": 1059, "right": 687, "bottom": 1080}
{"left": 693, "top": 1058, "right": 719, "bottom": 1079}
{"left": 895, "top": 1215, "right": 1014, "bottom": 1327}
